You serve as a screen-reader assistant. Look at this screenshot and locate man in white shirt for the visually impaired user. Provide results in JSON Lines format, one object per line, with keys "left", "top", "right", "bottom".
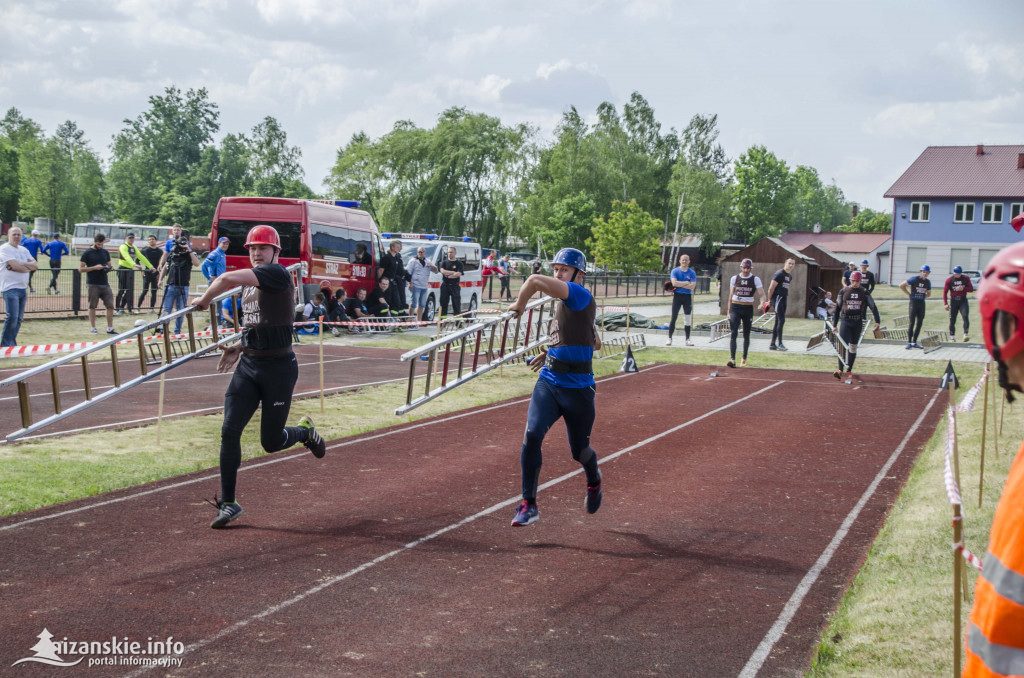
{"left": 0, "top": 227, "right": 38, "bottom": 346}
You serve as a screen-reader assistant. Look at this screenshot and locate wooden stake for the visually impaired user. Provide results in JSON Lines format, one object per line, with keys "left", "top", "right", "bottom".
{"left": 319, "top": 316, "right": 325, "bottom": 414}
{"left": 979, "top": 366, "right": 989, "bottom": 508}
{"left": 625, "top": 299, "right": 631, "bottom": 339}
{"left": 953, "top": 504, "right": 963, "bottom": 678}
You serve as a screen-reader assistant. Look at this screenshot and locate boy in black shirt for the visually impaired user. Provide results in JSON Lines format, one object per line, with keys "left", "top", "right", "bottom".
{"left": 439, "top": 246, "right": 464, "bottom": 317}
{"left": 78, "top": 233, "right": 116, "bottom": 334}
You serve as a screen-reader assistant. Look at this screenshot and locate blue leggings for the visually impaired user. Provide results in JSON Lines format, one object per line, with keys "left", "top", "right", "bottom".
{"left": 520, "top": 378, "right": 600, "bottom": 501}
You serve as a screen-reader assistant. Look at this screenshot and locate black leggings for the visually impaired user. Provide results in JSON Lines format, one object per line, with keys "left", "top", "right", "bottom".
{"left": 440, "top": 283, "right": 461, "bottom": 316}
{"left": 907, "top": 299, "right": 926, "bottom": 343}
{"left": 668, "top": 293, "right": 692, "bottom": 339}
{"left": 138, "top": 271, "right": 159, "bottom": 310}
{"left": 949, "top": 297, "right": 970, "bottom": 335}
{"left": 219, "top": 352, "right": 305, "bottom": 502}
{"left": 838, "top": 318, "right": 863, "bottom": 371}
{"left": 520, "top": 379, "right": 599, "bottom": 501}
{"left": 116, "top": 269, "right": 135, "bottom": 311}
{"left": 729, "top": 305, "right": 754, "bottom": 360}
{"left": 770, "top": 296, "right": 788, "bottom": 345}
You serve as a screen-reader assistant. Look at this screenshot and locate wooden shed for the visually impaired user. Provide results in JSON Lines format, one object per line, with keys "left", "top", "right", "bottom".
{"left": 798, "top": 244, "right": 848, "bottom": 309}
{"left": 719, "top": 238, "right": 817, "bottom": 317}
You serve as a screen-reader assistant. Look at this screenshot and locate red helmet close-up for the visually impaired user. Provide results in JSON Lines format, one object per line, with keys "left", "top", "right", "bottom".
{"left": 245, "top": 225, "right": 281, "bottom": 250}
{"left": 979, "top": 241, "right": 1024, "bottom": 362}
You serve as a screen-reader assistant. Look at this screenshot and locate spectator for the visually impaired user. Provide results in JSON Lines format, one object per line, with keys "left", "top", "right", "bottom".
{"left": 41, "top": 233, "right": 69, "bottom": 295}
{"left": 816, "top": 291, "right": 837, "bottom": 320}
{"left": 202, "top": 236, "right": 230, "bottom": 283}
{"left": 346, "top": 287, "right": 372, "bottom": 327}
{"left": 0, "top": 227, "right": 38, "bottom": 346}
{"left": 78, "top": 232, "right": 116, "bottom": 335}
{"left": 858, "top": 260, "right": 876, "bottom": 294}
{"left": 367, "top": 277, "right": 391, "bottom": 317}
{"left": 406, "top": 246, "right": 437, "bottom": 322}
{"left": 498, "top": 254, "right": 513, "bottom": 301}
{"left": 439, "top": 246, "right": 464, "bottom": 317}
{"left": 944, "top": 265, "right": 974, "bottom": 342}
{"left": 115, "top": 233, "right": 152, "bottom": 315}
{"left": 351, "top": 242, "right": 371, "bottom": 265}
{"left": 377, "top": 239, "right": 407, "bottom": 315}
{"left": 298, "top": 292, "right": 327, "bottom": 334}
{"left": 159, "top": 229, "right": 201, "bottom": 334}
{"left": 532, "top": 258, "right": 542, "bottom": 276}
{"left": 326, "top": 288, "right": 350, "bottom": 336}
{"left": 137, "top": 234, "right": 163, "bottom": 313}
{"left": 842, "top": 261, "right": 857, "bottom": 288}
{"left": 20, "top": 229, "right": 43, "bottom": 293}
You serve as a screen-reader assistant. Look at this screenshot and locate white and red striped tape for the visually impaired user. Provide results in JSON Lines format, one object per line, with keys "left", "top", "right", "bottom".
{"left": 955, "top": 363, "right": 989, "bottom": 413}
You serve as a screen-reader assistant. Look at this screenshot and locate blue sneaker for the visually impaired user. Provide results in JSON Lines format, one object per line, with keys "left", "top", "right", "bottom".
{"left": 585, "top": 471, "right": 602, "bottom": 514}
{"left": 210, "top": 499, "right": 244, "bottom": 529}
{"left": 913, "top": 342, "right": 924, "bottom": 349}
{"left": 905, "top": 343, "right": 913, "bottom": 350}
{"left": 511, "top": 501, "right": 539, "bottom": 526}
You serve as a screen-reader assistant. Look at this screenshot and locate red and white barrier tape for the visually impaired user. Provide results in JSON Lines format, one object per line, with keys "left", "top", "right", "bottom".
{"left": 943, "top": 407, "right": 963, "bottom": 506}
{"left": 954, "top": 541, "right": 985, "bottom": 571}
{"left": 955, "top": 364, "right": 989, "bottom": 413}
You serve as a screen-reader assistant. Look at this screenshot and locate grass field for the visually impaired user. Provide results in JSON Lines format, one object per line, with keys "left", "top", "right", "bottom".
{"left": 0, "top": 288, "right": 1004, "bottom": 677}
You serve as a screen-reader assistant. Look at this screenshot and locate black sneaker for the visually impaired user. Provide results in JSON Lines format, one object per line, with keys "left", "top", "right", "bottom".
{"left": 585, "top": 471, "right": 602, "bottom": 514}
{"left": 511, "top": 501, "right": 539, "bottom": 526}
{"left": 209, "top": 497, "right": 244, "bottom": 529}
{"left": 777, "top": 344, "right": 788, "bottom": 352}
{"left": 833, "top": 370, "right": 842, "bottom": 380}
{"left": 298, "top": 416, "right": 326, "bottom": 458}
{"left": 768, "top": 344, "right": 778, "bottom": 351}
{"left": 727, "top": 360, "right": 736, "bottom": 368}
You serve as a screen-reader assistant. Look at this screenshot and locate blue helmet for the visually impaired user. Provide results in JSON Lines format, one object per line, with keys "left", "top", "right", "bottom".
{"left": 921, "top": 264, "right": 931, "bottom": 272}
{"left": 552, "top": 248, "right": 587, "bottom": 272}
{"left": 861, "top": 259, "right": 869, "bottom": 266}
{"left": 953, "top": 265, "right": 963, "bottom": 274}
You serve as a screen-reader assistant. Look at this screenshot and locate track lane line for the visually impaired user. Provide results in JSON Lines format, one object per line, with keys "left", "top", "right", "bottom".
{"left": 124, "top": 377, "right": 783, "bottom": 676}
{"left": 737, "top": 388, "right": 942, "bottom": 678}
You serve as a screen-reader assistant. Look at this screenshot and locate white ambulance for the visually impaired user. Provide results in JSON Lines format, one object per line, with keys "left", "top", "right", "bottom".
{"left": 383, "top": 233, "right": 483, "bottom": 321}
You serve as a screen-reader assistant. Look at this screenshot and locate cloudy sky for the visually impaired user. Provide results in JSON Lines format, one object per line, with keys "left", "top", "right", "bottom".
{"left": 2, "top": 0, "right": 1021, "bottom": 212}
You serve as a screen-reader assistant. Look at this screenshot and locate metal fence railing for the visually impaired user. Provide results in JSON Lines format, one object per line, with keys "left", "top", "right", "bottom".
{"left": 483, "top": 273, "right": 712, "bottom": 302}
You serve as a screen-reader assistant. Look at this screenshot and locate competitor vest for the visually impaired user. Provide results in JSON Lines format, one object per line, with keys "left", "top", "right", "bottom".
{"left": 549, "top": 295, "right": 597, "bottom": 351}
{"left": 949, "top": 276, "right": 972, "bottom": 296}
{"left": 731, "top": 274, "right": 757, "bottom": 305}
{"left": 772, "top": 270, "right": 792, "bottom": 299}
{"left": 965, "top": 442, "right": 1024, "bottom": 677}
{"left": 239, "top": 266, "right": 295, "bottom": 356}
{"left": 840, "top": 288, "right": 870, "bottom": 319}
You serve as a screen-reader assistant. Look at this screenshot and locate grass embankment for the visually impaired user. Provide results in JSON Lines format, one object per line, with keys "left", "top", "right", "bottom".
{"left": 1, "top": 290, "right": 1003, "bottom": 677}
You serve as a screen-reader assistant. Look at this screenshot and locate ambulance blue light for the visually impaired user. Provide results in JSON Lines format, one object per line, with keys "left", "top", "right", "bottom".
{"left": 334, "top": 200, "right": 361, "bottom": 208}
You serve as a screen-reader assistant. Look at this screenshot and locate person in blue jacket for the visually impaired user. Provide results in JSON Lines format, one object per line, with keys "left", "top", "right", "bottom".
{"left": 20, "top": 229, "right": 43, "bottom": 293}
{"left": 202, "top": 237, "right": 231, "bottom": 325}
{"left": 41, "top": 233, "right": 69, "bottom": 294}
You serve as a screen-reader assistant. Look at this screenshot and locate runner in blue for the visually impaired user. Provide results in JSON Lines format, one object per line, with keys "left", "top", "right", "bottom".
{"left": 507, "top": 248, "right": 603, "bottom": 527}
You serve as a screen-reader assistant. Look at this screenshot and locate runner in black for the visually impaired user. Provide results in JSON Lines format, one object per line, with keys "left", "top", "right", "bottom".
{"left": 726, "top": 258, "right": 766, "bottom": 368}
{"left": 192, "top": 225, "right": 326, "bottom": 529}
{"left": 899, "top": 264, "right": 932, "bottom": 349}
{"left": 858, "top": 260, "right": 876, "bottom": 295}
{"left": 767, "top": 257, "right": 795, "bottom": 351}
{"left": 944, "top": 265, "right": 975, "bottom": 342}
{"left": 831, "top": 270, "right": 880, "bottom": 380}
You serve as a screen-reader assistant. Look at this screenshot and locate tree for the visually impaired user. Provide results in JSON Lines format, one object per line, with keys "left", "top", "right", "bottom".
{"left": 680, "top": 113, "right": 730, "bottom": 182}
{"left": 0, "top": 108, "right": 42, "bottom": 150}
{"left": 836, "top": 208, "right": 892, "bottom": 233}
{"left": 543, "top": 191, "right": 597, "bottom": 253}
{"left": 107, "top": 86, "right": 219, "bottom": 224}
{"left": 732, "top": 145, "right": 795, "bottom": 242}
{"left": 586, "top": 199, "right": 662, "bottom": 274}
{"left": 668, "top": 162, "right": 732, "bottom": 257}
{"left": 245, "top": 116, "right": 308, "bottom": 197}
{"left": 0, "top": 140, "right": 20, "bottom": 223}
{"left": 18, "top": 121, "right": 103, "bottom": 228}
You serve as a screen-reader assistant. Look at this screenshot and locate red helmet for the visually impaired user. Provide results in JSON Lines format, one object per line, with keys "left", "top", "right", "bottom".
{"left": 980, "top": 242, "right": 1024, "bottom": 361}
{"left": 850, "top": 271, "right": 863, "bottom": 282}
{"left": 245, "top": 225, "right": 281, "bottom": 250}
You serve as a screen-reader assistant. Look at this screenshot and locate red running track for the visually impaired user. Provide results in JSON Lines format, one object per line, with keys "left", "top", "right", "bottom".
{"left": 0, "top": 364, "right": 944, "bottom": 676}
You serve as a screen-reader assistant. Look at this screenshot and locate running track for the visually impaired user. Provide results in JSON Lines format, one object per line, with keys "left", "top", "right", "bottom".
{"left": 0, "top": 364, "right": 944, "bottom": 676}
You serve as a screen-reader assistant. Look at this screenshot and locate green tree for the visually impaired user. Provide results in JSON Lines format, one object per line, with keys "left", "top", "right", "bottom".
{"left": 155, "top": 134, "right": 250, "bottom": 232}
{"left": 18, "top": 121, "right": 104, "bottom": 228}
{"left": 680, "top": 113, "right": 730, "bottom": 182}
{"left": 107, "top": 86, "right": 220, "bottom": 224}
{"left": 0, "top": 108, "right": 43, "bottom": 150}
{"left": 245, "top": 116, "right": 309, "bottom": 197}
{"left": 586, "top": 199, "right": 662, "bottom": 274}
{"left": 0, "top": 140, "right": 20, "bottom": 223}
{"left": 732, "top": 145, "right": 795, "bottom": 242}
{"left": 791, "top": 165, "right": 831, "bottom": 231}
{"left": 668, "top": 163, "right": 733, "bottom": 257}
{"left": 543, "top": 191, "right": 597, "bottom": 252}
{"left": 326, "top": 132, "right": 386, "bottom": 220}
{"left": 836, "top": 208, "right": 892, "bottom": 233}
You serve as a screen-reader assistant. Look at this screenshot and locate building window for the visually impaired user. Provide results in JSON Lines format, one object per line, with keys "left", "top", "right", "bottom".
{"left": 1011, "top": 203, "right": 1023, "bottom": 220}
{"left": 950, "top": 248, "right": 971, "bottom": 273}
{"left": 982, "top": 203, "right": 1004, "bottom": 223}
{"left": 954, "top": 203, "right": 975, "bottom": 223}
{"left": 906, "top": 247, "right": 927, "bottom": 273}
{"left": 979, "top": 249, "right": 1001, "bottom": 271}
{"left": 910, "top": 202, "right": 930, "bottom": 222}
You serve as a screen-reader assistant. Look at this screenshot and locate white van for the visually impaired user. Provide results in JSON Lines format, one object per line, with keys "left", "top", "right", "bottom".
{"left": 383, "top": 233, "right": 482, "bottom": 321}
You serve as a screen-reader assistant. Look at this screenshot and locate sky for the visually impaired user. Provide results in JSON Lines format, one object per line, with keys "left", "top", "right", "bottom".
{"left": 1, "top": 0, "right": 1022, "bottom": 213}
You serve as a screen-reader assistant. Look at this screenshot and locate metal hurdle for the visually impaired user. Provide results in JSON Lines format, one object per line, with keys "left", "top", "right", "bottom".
{"left": 806, "top": 320, "right": 852, "bottom": 367}
{"left": 707, "top": 318, "right": 731, "bottom": 343}
{"left": 0, "top": 264, "right": 301, "bottom": 441}
{"left": 394, "top": 296, "right": 556, "bottom": 415}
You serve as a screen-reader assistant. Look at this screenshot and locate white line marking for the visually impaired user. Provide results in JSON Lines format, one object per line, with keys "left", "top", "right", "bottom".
{"left": 125, "top": 374, "right": 780, "bottom": 676}
{"left": 0, "top": 367, "right": 662, "bottom": 528}
{"left": 737, "top": 388, "right": 941, "bottom": 678}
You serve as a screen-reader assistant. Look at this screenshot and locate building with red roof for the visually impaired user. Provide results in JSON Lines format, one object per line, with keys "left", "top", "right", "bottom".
{"left": 884, "top": 145, "right": 1024, "bottom": 283}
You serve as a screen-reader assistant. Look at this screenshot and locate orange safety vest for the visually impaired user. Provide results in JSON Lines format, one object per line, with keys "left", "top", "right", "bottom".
{"left": 965, "top": 441, "right": 1024, "bottom": 677}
